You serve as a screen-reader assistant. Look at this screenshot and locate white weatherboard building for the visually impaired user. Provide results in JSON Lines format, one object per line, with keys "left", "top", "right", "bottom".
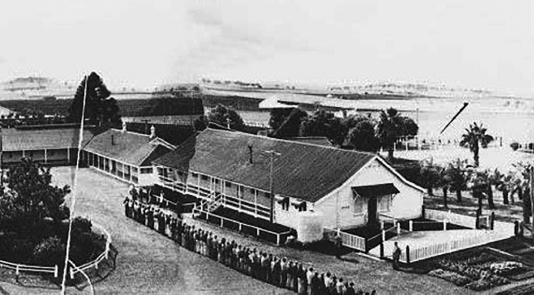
{"left": 153, "top": 128, "right": 425, "bottom": 242}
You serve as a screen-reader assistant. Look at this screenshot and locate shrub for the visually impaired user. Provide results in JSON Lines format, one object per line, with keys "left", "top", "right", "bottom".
{"left": 490, "top": 261, "right": 524, "bottom": 276}
{"left": 32, "top": 236, "right": 66, "bottom": 267}
{"left": 464, "top": 279, "right": 493, "bottom": 291}
{"left": 428, "top": 269, "right": 472, "bottom": 286}
{"left": 510, "top": 142, "right": 519, "bottom": 151}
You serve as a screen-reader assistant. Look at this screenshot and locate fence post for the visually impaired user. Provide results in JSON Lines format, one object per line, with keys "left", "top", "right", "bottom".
{"left": 406, "top": 245, "right": 410, "bottom": 265}
{"left": 382, "top": 230, "right": 386, "bottom": 242}
{"left": 380, "top": 220, "right": 384, "bottom": 230}
{"left": 443, "top": 219, "right": 447, "bottom": 231}
{"left": 409, "top": 220, "right": 413, "bottom": 231}
{"left": 239, "top": 223, "right": 242, "bottom": 232}
{"left": 422, "top": 205, "right": 426, "bottom": 218}
{"left": 257, "top": 228, "right": 260, "bottom": 236}
{"left": 514, "top": 221, "right": 519, "bottom": 236}
{"left": 276, "top": 235, "right": 280, "bottom": 246}
{"left": 54, "top": 265, "right": 58, "bottom": 278}
{"left": 15, "top": 265, "right": 20, "bottom": 282}
{"left": 70, "top": 267, "right": 74, "bottom": 279}
{"left": 220, "top": 218, "right": 223, "bottom": 228}
{"left": 380, "top": 242, "right": 384, "bottom": 259}
{"left": 490, "top": 212, "right": 495, "bottom": 230}
{"left": 397, "top": 222, "right": 401, "bottom": 235}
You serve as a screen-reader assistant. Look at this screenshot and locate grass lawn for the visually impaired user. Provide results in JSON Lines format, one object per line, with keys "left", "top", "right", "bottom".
{"left": 424, "top": 189, "right": 524, "bottom": 224}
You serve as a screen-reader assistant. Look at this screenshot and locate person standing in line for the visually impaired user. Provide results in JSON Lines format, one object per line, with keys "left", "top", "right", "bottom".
{"left": 310, "top": 272, "right": 321, "bottom": 295}
{"left": 286, "top": 260, "right": 294, "bottom": 289}
{"left": 280, "top": 258, "right": 288, "bottom": 288}
{"left": 336, "top": 277, "right": 345, "bottom": 295}
{"left": 140, "top": 204, "right": 146, "bottom": 225}
{"left": 297, "top": 264, "right": 306, "bottom": 295}
{"left": 307, "top": 267, "right": 315, "bottom": 293}
{"left": 392, "top": 241, "right": 401, "bottom": 270}
{"left": 345, "top": 282, "right": 356, "bottom": 295}
{"left": 260, "top": 253, "right": 269, "bottom": 282}
{"left": 273, "top": 257, "right": 281, "bottom": 286}
{"left": 123, "top": 195, "right": 131, "bottom": 217}
{"left": 147, "top": 207, "right": 154, "bottom": 229}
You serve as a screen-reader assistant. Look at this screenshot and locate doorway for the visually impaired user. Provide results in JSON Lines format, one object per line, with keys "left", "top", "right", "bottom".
{"left": 367, "top": 196, "right": 377, "bottom": 225}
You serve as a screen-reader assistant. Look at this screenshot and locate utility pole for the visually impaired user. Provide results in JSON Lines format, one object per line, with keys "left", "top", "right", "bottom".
{"left": 530, "top": 166, "right": 534, "bottom": 225}
{"left": 265, "top": 150, "right": 281, "bottom": 224}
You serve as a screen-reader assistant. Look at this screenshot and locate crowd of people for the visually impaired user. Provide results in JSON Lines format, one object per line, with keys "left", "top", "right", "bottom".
{"left": 123, "top": 194, "right": 378, "bottom": 295}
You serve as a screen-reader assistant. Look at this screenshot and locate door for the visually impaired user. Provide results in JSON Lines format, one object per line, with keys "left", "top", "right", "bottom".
{"left": 367, "top": 196, "right": 378, "bottom": 225}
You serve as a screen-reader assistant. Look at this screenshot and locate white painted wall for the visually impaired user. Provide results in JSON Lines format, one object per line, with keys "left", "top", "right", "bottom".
{"left": 315, "top": 157, "right": 423, "bottom": 229}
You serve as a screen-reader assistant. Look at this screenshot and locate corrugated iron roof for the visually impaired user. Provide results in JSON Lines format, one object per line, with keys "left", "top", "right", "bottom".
{"left": 153, "top": 128, "right": 376, "bottom": 202}
{"left": 1, "top": 127, "right": 95, "bottom": 152}
{"left": 84, "top": 129, "right": 172, "bottom": 167}
{"left": 284, "top": 137, "right": 333, "bottom": 147}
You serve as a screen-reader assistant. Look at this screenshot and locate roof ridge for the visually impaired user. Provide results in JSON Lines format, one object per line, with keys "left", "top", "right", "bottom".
{"left": 204, "top": 127, "right": 377, "bottom": 157}
{"left": 110, "top": 128, "right": 151, "bottom": 138}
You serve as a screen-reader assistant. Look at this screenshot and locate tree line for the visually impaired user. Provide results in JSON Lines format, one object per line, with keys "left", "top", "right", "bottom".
{"left": 196, "top": 105, "right": 419, "bottom": 159}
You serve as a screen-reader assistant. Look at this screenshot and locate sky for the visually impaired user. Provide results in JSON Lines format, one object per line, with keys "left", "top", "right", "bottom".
{"left": 0, "top": 0, "right": 532, "bottom": 95}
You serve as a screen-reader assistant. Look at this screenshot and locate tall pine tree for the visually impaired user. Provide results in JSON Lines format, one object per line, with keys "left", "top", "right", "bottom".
{"left": 67, "top": 72, "right": 122, "bottom": 127}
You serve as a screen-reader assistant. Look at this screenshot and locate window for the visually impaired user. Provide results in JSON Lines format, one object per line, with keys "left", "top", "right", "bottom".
{"left": 354, "top": 196, "right": 364, "bottom": 214}
{"left": 141, "top": 168, "right": 153, "bottom": 174}
{"left": 299, "top": 202, "right": 307, "bottom": 212}
{"left": 201, "top": 175, "right": 208, "bottom": 181}
{"left": 225, "top": 181, "right": 232, "bottom": 188}
{"left": 214, "top": 179, "right": 220, "bottom": 184}
{"left": 378, "top": 195, "right": 392, "bottom": 212}
{"left": 249, "top": 188, "right": 256, "bottom": 195}
{"left": 192, "top": 172, "right": 198, "bottom": 178}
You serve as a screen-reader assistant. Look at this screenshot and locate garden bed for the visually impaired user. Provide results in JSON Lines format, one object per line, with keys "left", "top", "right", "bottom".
{"left": 422, "top": 248, "right": 534, "bottom": 291}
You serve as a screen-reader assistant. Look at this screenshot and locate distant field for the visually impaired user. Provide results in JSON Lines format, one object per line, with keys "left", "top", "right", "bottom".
{"left": 0, "top": 97, "right": 204, "bottom": 117}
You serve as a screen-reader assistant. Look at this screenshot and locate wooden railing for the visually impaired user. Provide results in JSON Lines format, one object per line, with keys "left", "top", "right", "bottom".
{"left": 0, "top": 260, "right": 58, "bottom": 279}
{"left": 192, "top": 206, "right": 290, "bottom": 246}
{"left": 0, "top": 223, "right": 111, "bottom": 281}
{"left": 324, "top": 228, "right": 366, "bottom": 252}
{"left": 69, "top": 222, "right": 112, "bottom": 278}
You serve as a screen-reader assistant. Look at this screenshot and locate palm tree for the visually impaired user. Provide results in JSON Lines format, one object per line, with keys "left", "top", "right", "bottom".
{"left": 419, "top": 159, "right": 441, "bottom": 196}
{"left": 438, "top": 166, "right": 451, "bottom": 208}
{"left": 470, "top": 170, "right": 489, "bottom": 214}
{"left": 485, "top": 169, "right": 500, "bottom": 209}
{"left": 495, "top": 170, "right": 510, "bottom": 204}
{"left": 445, "top": 158, "right": 468, "bottom": 202}
{"left": 459, "top": 122, "right": 494, "bottom": 167}
{"left": 376, "top": 108, "right": 404, "bottom": 160}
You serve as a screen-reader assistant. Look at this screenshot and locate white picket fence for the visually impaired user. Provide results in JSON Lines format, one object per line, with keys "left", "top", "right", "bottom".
{"left": 324, "top": 228, "right": 366, "bottom": 252}
{"left": 425, "top": 209, "right": 478, "bottom": 229}
{"left": 400, "top": 229, "right": 513, "bottom": 264}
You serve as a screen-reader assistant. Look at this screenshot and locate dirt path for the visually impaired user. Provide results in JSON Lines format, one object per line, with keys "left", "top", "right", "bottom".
{"left": 2, "top": 167, "right": 290, "bottom": 295}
